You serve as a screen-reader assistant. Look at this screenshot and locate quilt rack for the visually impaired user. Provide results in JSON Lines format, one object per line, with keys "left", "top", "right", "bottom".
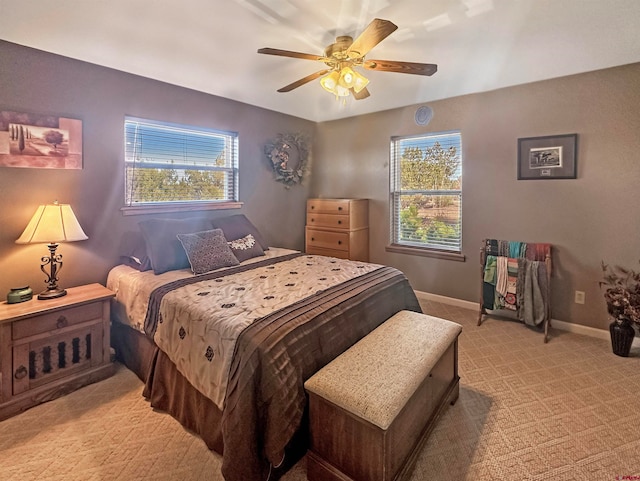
{"left": 478, "top": 239, "right": 553, "bottom": 343}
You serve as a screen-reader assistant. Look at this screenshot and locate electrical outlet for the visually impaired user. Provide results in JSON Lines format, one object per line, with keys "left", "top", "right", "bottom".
{"left": 575, "top": 291, "right": 585, "bottom": 304}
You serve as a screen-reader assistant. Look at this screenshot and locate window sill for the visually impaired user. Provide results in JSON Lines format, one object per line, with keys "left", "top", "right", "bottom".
{"left": 385, "top": 244, "right": 466, "bottom": 262}
{"left": 121, "top": 202, "right": 243, "bottom": 216}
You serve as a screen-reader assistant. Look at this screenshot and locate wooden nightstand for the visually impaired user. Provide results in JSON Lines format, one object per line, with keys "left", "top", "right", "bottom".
{"left": 0, "top": 283, "right": 115, "bottom": 420}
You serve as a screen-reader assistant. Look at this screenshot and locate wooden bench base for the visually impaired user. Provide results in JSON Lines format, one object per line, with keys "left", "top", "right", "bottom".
{"left": 307, "top": 339, "right": 460, "bottom": 481}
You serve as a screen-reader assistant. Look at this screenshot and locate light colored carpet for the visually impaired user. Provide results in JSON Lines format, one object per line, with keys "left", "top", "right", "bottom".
{"left": 1, "top": 300, "right": 639, "bottom": 481}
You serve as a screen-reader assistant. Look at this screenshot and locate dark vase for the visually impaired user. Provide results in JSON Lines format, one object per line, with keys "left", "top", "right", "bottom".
{"left": 609, "top": 319, "right": 635, "bottom": 357}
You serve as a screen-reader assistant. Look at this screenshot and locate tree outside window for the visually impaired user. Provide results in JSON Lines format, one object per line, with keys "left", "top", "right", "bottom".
{"left": 390, "top": 131, "right": 462, "bottom": 252}
{"left": 124, "top": 117, "right": 238, "bottom": 207}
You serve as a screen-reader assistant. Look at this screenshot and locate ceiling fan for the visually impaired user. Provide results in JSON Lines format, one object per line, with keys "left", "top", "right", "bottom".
{"left": 258, "top": 18, "right": 437, "bottom": 100}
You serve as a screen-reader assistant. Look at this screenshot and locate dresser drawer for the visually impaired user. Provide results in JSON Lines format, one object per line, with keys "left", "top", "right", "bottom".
{"left": 307, "top": 199, "right": 351, "bottom": 215}
{"left": 12, "top": 302, "right": 103, "bottom": 340}
{"left": 307, "top": 213, "right": 351, "bottom": 229}
{"left": 306, "top": 228, "right": 349, "bottom": 252}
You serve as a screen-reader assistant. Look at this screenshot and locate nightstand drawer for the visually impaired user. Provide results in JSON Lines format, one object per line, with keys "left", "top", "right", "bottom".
{"left": 307, "top": 213, "right": 351, "bottom": 229}
{"left": 306, "top": 228, "right": 349, "bottom": 252}
{"left": 12, "top": 303, "right": 103, "bottom": 340}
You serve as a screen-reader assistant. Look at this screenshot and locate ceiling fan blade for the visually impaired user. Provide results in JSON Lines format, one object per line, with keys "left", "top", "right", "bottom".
{"left": 277, "top": 69, "right": 331, "bottom": 92}
{"left": 363, "top": 60, "right": 438, "bottom": 76}
{"left": 346, "top": 18, "right": 398, "bottom": 58}
{"left": 351, "top": 87, "right": 370, "bottom": 100}
{"left": 258, "top": 47, "right": 327, "bottom": 62}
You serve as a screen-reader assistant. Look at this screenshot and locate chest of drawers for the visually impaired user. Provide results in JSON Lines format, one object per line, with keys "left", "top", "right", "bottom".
{"left": 305, "top": 198, "right": 369, "bottom": 261}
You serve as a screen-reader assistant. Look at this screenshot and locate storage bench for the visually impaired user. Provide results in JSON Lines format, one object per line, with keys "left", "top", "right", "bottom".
{"left": 304, "top": 310, "right": 462, "bottom": 481}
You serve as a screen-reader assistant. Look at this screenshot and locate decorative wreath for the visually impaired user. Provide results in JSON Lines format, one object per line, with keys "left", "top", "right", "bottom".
{"left": 264, "top": 132, "right": 310, "bottom": 187}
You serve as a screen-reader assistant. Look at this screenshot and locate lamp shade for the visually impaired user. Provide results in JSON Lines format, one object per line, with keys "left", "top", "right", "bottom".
{"left": 16, "top": 203, "right": 88, "bottom": 244}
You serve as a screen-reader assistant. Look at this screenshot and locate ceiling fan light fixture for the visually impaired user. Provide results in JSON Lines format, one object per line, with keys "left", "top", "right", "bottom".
{"left": 337, "top": 67, "right": 369, "bottom": 93}
{"left": 334, "top": 85, "right": 351, "bottom": 97}
{"left": 258, "top": 18, "right": 437, "bottom": 101}
{"left": 320, "top": 71, "right": 340, "bottom": 92}
{"left": 321, "top": 70, "right": 351, "bottom": 97}
{"left": 351, "top": 70, "right": 370, "bottom": 93}
{"left": 338, "top": 67, "right": 356, "bottom": 88}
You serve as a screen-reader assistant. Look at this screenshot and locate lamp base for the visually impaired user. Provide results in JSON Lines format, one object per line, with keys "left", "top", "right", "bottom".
{"left": 38, "top": 288, "right": 67, "bottom": 300}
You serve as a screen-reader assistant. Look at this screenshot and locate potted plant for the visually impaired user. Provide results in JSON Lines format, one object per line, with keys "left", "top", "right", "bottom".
{"left": 600, "top": 260, "right": 640, "bottom": 357}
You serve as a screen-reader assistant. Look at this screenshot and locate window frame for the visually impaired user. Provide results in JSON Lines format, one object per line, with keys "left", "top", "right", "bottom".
{"left": 121, "top": 116, "right": 241, "bottom": 215}
{"left": 387, "top": 130, "right": 465, "bottom": 261}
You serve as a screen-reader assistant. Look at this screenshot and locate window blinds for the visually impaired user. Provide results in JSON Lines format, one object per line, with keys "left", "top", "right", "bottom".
{"left": 124, "top": 117, "right": 238, "bottom": 205}
{"left": 390, "top": 131, "right": 462, "bottom": 252}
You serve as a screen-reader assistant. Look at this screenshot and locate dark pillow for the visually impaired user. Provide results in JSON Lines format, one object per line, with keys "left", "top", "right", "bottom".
{"left": 177, "top": 229, "right": 239, "bottom": 275}
{"left": 227, "top": 234, "right": 266, "bottom": 263}
{"left": 211, "top": 214, "right": 269, "bottom": 251}
{"left": 118, "top": 231, "right": 152, "bottom": 271}
{"left": 139, "top": 217, "right": 213, "bottom": 274}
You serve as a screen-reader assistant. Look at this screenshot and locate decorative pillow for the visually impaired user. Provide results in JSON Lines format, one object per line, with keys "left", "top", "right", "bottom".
{"left": 177, "top": 229, "right": 240, "bottom": 275}
{"left": 211, "top": 214, "right": 269, "bottom": 251}
{"left": 227, "top": 234, "right": 265, "bottom": 263}
{"left": 139, "top": 217, "right": 214, "bottom": 274}
{"left": 118, "top": 231, "right": 152, "bottom": 271}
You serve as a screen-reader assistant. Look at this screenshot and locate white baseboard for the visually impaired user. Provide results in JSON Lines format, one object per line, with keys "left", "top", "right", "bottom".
{"left": 414, "top": 290, "right": 640, "bottom": 348}
{"left": 414, "top": 290, "right": 478, "bottom": 311}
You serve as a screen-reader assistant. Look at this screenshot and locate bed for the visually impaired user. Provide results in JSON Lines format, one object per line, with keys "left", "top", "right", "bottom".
{"left": 107, "top": 215, "right": 421, "bottom": 481}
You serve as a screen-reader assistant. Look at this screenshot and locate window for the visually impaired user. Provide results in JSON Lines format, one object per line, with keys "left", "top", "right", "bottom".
{"left": 124, "top": 117, "right": 239, "bottom": 212}
{"left": 389, "top": 131, "right": 462, "bottom": 256}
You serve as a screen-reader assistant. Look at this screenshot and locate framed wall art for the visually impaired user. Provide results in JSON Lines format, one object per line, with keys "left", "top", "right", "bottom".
{"left": 0, "top": 110, "right": 83, "bottom": 169}
{"left": 517, "top": 133, "right": 577, "bottom": 180}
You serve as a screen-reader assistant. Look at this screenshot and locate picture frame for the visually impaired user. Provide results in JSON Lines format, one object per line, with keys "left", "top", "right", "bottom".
{"left": 0, "top": 109, "right": 83, "bottom": 169}
{"left": 517, "top": 133, "right": 577, "bottom": 180}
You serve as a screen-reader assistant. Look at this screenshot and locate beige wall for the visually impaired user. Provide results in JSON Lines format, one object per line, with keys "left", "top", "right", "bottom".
{"left": 312, "top": 63, "right": 640, "bottom": 329}
{"left": 0, "top": 41, "right": 314, "bottom": 297}
{"left": 2, "top": 39, "right": 639, "bottom": 330}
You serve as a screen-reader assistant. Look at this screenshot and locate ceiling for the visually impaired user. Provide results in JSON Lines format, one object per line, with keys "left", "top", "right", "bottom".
{"left": 1, "top": 0, "right": 638, "bottom": 123}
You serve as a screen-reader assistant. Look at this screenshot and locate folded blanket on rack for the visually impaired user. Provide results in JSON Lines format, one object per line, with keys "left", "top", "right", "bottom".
{"left": 526, "top": 243, "right": 551, "bottom": 262}
{"left": 485, "top": 239, "right": 499, "bottom": 256}
{"left": 509, "top": 241, "right": 526, "bottom": 258}
{"left": 503, "top": 257, "right": 519, "bottom": 310}
{"left": 498, "top": 240, "right": 510, "bottom": 256}
{"left": 495, "top": 256, "right": 508, "bottom": 297}
{"left": 482, "top": 240, "right": 550, "bottom": 320}
{"left": 516, "top": 259, "right": 549, "bottom": 326}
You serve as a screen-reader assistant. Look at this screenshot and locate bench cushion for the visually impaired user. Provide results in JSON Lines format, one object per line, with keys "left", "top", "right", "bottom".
{"left": 304, "top": 310, "right": 462, "bottom": 430}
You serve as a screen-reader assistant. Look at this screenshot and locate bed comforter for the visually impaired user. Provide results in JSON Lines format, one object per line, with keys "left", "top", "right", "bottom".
{"left": 108, "top": 252, "right": 421, "bottom": 481}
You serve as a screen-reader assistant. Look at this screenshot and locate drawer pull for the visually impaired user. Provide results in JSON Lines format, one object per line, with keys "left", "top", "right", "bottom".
{"left": 338, "top": 241, "right": 342, "bottom": 245}
{"left": 56, "top": 316, "right": 68, "bottom": 329}
{"left": 311, "top": 237, "right": 315, "bottom": 241}
{"left": 338, "top": 206, "right": 343, "bottom": 211}
{"left": 311, "top": 218, "right": 315, "bottom": 222}
{"left": 14, "top": 365, "right": 28, "bottom": 380}
{"left": 337, "top": 220, "right": 342, "bottom": 224}
{"left": 311, "top": 205, "right": 315, "bottom": 210}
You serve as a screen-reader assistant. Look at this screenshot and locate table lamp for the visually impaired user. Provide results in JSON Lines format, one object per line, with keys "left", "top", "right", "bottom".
{"left": 15, "top": 201, "right": 88, "bottom": 300}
